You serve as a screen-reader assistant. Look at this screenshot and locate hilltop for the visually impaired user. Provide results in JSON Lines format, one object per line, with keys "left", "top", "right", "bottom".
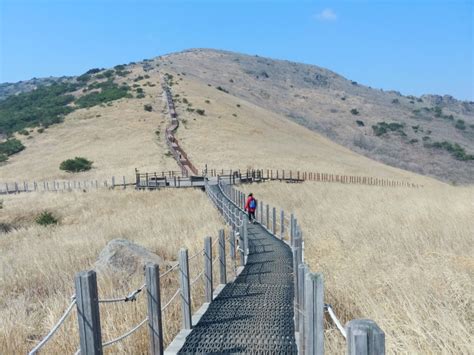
{"left": 1, "top": 48, "right": 472, "bottom": 183}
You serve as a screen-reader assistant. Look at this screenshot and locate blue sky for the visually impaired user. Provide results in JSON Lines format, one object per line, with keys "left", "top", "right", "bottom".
{"left": 1, "top": 0, "right": 473, "bottom": 100}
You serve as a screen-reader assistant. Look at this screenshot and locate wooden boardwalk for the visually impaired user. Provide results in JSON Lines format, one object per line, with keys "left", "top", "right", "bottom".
{"left": 175, "top": 185, "right": 297, "bottom": 354}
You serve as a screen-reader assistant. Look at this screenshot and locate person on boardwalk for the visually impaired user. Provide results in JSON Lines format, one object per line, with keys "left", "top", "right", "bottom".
{"left": 245, "top": 193, "right": 257, "bottom": 223}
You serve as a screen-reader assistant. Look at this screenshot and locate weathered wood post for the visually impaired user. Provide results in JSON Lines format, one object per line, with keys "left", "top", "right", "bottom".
{"left": 346, "top": 319, "right": 385, "bottom": 355}
{"left": 204, "top": 237, "right": 213, "bottom": 302}
{"left": 218, "top": 230, "right": 227, "bottom": 284}
{"left": 243, "top": 212, "right": 249, "bottom": 262}
{"left": 145, "top": 264, "right": 164, "bottom": 355}
{"left": 123, "top": 176, "right": 126, "bottom": 189}
{"left": 293, "top": 233, "right": 301, "bottom": 332}
{"left": 266, "top": 204, "right": 269, "bottom": 228}
{"left": 259, "top": 201, "right": 263, "bottom": 224}
{"left": 280, "top": 210, "right": 285, "bottom": 239}
{"left": 230, "top": 229, "right": 236, "bottom": 260}
{"left": 238, "top": 225, "right": 245, "bottom": 266}
{"left": 111, "top": 176, "right": 115, "bottom": 189}
{"left": 272, "top": 207, "right": 276, "bottom": 235}
{"left": 305, "top": 272, "right": 324, "bottom": 355}
{"left": 74, "top": 270, "right": 103, "bottom": 355}
{"left": 178, "top": 249, "right": 192, "bottom": 329}
{"left": 298, "top": 264, "right": 309, "bottom": 352}
{"left": 290, "top": 214, "right": 295, "bottom": 246}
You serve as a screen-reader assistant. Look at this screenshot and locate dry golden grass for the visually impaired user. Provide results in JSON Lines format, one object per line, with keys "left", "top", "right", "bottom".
{"left": 241, "top": 181, "right": 474, "bottom": 354}
{"left": 0, "top": 188, "right": 225, "bottom": 354}
{"left": 169, "top": 74, "right": 441, "bottom": 188}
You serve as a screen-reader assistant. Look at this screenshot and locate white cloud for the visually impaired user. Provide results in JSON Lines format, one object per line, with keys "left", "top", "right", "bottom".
{"left": 315, "top": 8, "right": 337, "bottom": 21}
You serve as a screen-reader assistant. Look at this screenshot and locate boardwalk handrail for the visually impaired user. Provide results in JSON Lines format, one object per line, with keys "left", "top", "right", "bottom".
{"left": 216, "top": 176, "right": 386, "bottom": 355}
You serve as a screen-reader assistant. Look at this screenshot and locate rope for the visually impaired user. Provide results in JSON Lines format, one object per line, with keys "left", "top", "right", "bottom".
{"left": 99, "top": 283, "right": 146, "bottom": 303}
{"left": 212, "top": 255, "right": 219, "bottom": 265}
{"left": 29, "top": 299, "right": 77, "bottom": 355}
{"left": 191, "top": 270, "right": 204, "bottom": 285}
{"left": 189, "top": 249, "right": 204, "bottom": 260}
{"left": 102, "top": 317, "right": 148, "bottom": 348}
{"left": 325, "top": 304, "right": 347, "bottom": 338}
{"left": 162, "top": 288, "right": 180, "bottom": 311}
{"left": 161, "top": 262, "right": 179, "bottom": 278}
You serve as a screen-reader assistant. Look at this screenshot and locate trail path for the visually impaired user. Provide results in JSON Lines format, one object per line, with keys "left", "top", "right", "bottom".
{"left": 176, "top": 185, "right": 297, "bottom": 354}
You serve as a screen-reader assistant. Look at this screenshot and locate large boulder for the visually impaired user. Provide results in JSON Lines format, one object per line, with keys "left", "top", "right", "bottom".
{"left": 95, "top": 239, "right": 163, "bottom": 277}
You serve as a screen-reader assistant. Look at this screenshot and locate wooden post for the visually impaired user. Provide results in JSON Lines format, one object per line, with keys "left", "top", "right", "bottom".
{"left": 123, "top": 176, "right": 126, "bottom": 189}
{"left": 290, "top": 214, "right": 295, "bottom": 246}
{"left": 305, "top": 272, "right": 324, "bottom": 355}
{"left": 346, "top": 319, "right": 385, "bottom": 355}
{"left": 272, "top": 207, "right": 276, "bottom": 235}
{"left": 145, "top": 264, "right": 164, "bottom": 355}
{"left": 281, "top": 210, "right": 285, "bottom": 240}
{"left": 74, "top": 270, "right": 103, "bottom": 355}
{"left": 266, "top": 204, "right": 269, "bottom": 228}
{"left": 204, "top": 237, "right": 213, "bottom": 302}
{"left": 292, "top": 241, "right": 300, "bottom": 331}
{"left": 259, "top": 201, "right": 263, "bottom": 224}
{"left": 111, "top": 176, "right": 115, "bottom": 189}
{"left": 218, "top": 230, "right": 226, "bottom": 284}
{"left": 243, "top": 212, "right": 249, "bottom": 260}
{"left": 230, "top": 230, "right": 236, "bottom": 260}
{"left": 178, "top": 249, "right": 192, "bottom": 329}
{"left": 238, "top": 225, "right": 245, "bottom": 266}
{"left": 298, "top": 264, "right": 309, "bottom": 352}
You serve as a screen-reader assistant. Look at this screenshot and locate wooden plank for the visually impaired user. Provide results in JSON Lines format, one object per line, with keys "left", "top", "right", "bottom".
{"left": 74, "top": 270, "right": 103, "bottom": 355}
{"left": 146, "top": 264, "right": 164, "bottom": 355}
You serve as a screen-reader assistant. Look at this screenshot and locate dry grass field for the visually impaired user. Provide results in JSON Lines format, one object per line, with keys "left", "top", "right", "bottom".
{"left": 240, "top": 181, "right": 474, "bottom": 354}
{"left": 0, "top": 188, "right": 225, "bottom": 354}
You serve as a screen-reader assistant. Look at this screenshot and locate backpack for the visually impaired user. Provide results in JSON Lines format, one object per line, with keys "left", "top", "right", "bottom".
{"left": 249, "top": 198, "right": 256, "bottom": 209}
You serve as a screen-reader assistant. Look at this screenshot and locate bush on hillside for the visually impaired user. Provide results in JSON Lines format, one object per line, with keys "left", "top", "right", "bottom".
{"left": 0, "top": 138, "right": 25, "bottom": 156}
{"left": 75, "top": 81, "right": 131, "bottom": 108}
{"left": 59, "top": 157, "right": 93, "bottom": 172}
{"left": 356, "top": 120, "right": 365, "bottom": 127}
{"left": 350, "top": 108, "right": 359, "bottom": 115}
{"left": 372, "top": 122, "right": 405, "bottom": 136}
{"left": 0, "top": 82, "right": 78, "bottom": 135}
{"left": 196, "top": 109, "right": 205, "bottom": 116}
{"left": 35, "top": 211, "right": 58, "bottom": 226}
{"left": 144, "top": 104, "right": 153, "bottom": 112}
{"left": 455, "top": 119, "right": 466, "bottom": 130}
{"left": 430, "top": 141, "right": 474, "bottom": 161}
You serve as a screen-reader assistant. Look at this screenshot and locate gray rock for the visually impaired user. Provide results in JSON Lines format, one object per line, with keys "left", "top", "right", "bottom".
{"left": 95, "top": 239, "right": 163, "bottom": 277}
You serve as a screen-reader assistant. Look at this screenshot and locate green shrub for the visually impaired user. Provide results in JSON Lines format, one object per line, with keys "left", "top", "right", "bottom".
{"left": 196, "top": 109, "right": 205, "bottom": 116}
{"left": 114, "top": 64, "right": 126, "bottom": 71}
{"left": 216, "top": 86, "right": 229, "bottom": 93}
{"left": 37, "top": 128, "right": 45, "bottom": 133}
{"left": 182, "top": 98, "right": 189, "bottom": 104}
{"left": 134, "top": 76, "right": 145, "bottom": 82}
{"left": 356, "top": 120, "right": 365, "bottom": 127}
{"left": 430, "top": 141, "right": 474, "bottom": 161}
{"left": 75, "top": 81, "right": 130, "bottom": 108}
{"left": 18, "top": 129, "right": 29, "bottom": 136}
{"left": 236, "top": 104, "right": 241, "bottom": 107}
{"left": 455, "top": 119, "right": 466, "bottom": 130}
{"left": 59, "top": 157, "right": 93, "bottom": 172}
{"left": 35, "top": 211, "right": 58, "bottom": 226}
{"left": 136, "top": 93, "right": 145, "bottom": 99}
{"left": 391, "top": 99, "right": 399, "bottom": 104}
{"left": 136, "top": 88, "right": 144, "bottom": 93}
{"left": 409, "top": 139, "right": 418, "bottom": 144}
{"left": 372, "top": 122, "right": 404, "bottom": 136}
{"left": 144, "top": 104, "right": 153, "bottom": 112}
{"left": 205, "top": 100, "right": 210, "bottom": 104}
{"left": 350, "top": 109, "right": 359, "bottom": 115}
{"left": 0, "top": 83, "right": 78, "bottom": 135}
{"left": 0, "top": 154, "right": 7, "bottom": 162}
{"left": 433, "top": 106, "right": 442, "bottom": 117}
{"left": 103, "top": 70, "right": 115, "bottom": 78}
{"left": 0, "top": 138, "right": 25, "bottom": 156}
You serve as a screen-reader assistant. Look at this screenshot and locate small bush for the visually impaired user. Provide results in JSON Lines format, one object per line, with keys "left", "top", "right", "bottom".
{"left": 232, "top": 113, "right": 237, "bottom": 117}
{"left": 205, "top": 100, "right": 210, "bottom": 104}
{"left": 37, "top": 128, "right": 45, "bottom": 133}
{"left": 134, "top": 76, "right": 145, "bottom": 82}
{"left": 409, "top": 139, "right": 418, "bottom": 144}
{"left": 182, "top": 98, "right": 189, "bottom": 104}
{"left": 356, "top": 120, "right": 365, "bottom": 127}
{"left": 430, "top": 141, "right": 474, "bottom": 161}
{"left": 36, "top": 211, "right": 58, "bottom": 226}
{"left": 236, "top": 104, "right": 241, "bottom": 108}
{"left": 0, "top": 138, "right": 25, "bottom": 156}
{"left": 18, "top": 129, "right": 29, "bottom": 136}
{"left": 455, "top": 119, "right": 466, "bottom": 130}
{"left": 229, "top": 79, "right": 234, "bottom": 83}
{"left": 216, "top": 86, "right": 229, "bottom": 93}
{"left": 136, "top": 88, "right": 144, "bottom": 94}
{"left": 60, "top": 157, "right": 93, "bottom": 172}
{"left": 196, "top": 109, "right": 205, "bottom": 116}
{"left": 0, "top": 154, "right": 7, "bottom": 162}
{"left": 136, "top": 93, "right": 146, "bottom": 99}
{"left": 341, "top": 97, "right": 346, "bottom": 101}
{"left": 350, "top": 109, "right": 359, "bottom": 115}
{"left": 391, "top": 99, "right": 399, "bottom": 104}
{"left": 144, "top": 104, "right": 153, "bottom": 112}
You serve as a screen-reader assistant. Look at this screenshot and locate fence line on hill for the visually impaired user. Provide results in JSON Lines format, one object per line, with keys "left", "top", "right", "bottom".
{"left": 216, "top": 176, "right": 385, "bottom": 354}
{"left": 28, "top": 182, "right": 246, "bottom": 355}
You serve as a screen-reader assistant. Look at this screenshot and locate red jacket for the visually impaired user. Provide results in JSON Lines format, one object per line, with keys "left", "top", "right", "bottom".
{"left": 245, "top": 196, "right": 256, "bottom": 212}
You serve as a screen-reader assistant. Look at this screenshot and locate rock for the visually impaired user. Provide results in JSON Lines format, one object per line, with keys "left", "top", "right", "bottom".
{"left": 95, "top": 239, "right": 163, "bottom": 277}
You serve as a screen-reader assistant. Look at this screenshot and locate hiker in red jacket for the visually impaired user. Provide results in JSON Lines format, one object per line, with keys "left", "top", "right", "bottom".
{"left": 245, "top": 193, "right": 257, "bottom": 224}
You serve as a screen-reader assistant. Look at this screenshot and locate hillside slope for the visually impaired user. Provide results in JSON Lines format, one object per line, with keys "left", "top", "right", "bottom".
{"left": 157, "top": 49, "right": 474, "bottom": 184}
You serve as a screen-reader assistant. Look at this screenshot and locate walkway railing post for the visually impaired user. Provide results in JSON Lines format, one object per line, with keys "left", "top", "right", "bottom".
{"left": 272, "top": 207, "right": 276, "bottom": 235}
{"left": 280, "top": 209, "right": 285, "bottom": 240}
{"left": 243, "top": 213, "right": 249, "bottom": 263}
{"left": 266, "top": 204, "right": 269, "bottom": 228}
{"left": 74, "top": 270, "right": 103, "bottom": 355}
{"left": 305, "top": 272, "right": 324, "bottom": 355}
{"left": 346, "top": 319, "right": 385, "bottom": 355}
{"left": 298, "top": 264, "right": 308, "bottom": 352}
{"left": 218, "top": 230, "right": 227, "bottom": 284}
{"left": 290, "top": 214, "right": 295, "bottom": 246}
{"left": 145, "top": 263, "right": 164, "bottom": 355}
{"left": 259, "top": 201, "right": 263, "bottom": 224}
{"left": 179, "top": 248, "right": 192, "bottom": 329}
{"left": 204, "top": 237, "right": 213, "bottom": 302}
{"left": 230, "top": 230, "right": 236, "bottom": 260}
